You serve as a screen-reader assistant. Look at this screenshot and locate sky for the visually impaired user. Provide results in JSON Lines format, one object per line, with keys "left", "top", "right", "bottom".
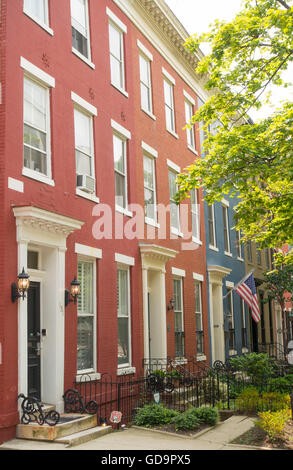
{"left": 165, "top": 0, "right": 293, "bottom": 121}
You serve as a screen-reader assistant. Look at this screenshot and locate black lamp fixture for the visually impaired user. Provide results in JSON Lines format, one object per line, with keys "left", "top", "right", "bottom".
{"left": 65, "top": 276, "right": 81, "bottom": 307}
{"left": 11, "top": 267, "right": 30, "bottom": 302}
{"left": 167, "top": 298, "right": 175, "bottom": 311}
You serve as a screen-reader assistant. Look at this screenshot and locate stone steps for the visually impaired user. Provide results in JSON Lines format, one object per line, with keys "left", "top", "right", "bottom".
{"left": 55, "top": 425, "right": 113, "bottom": 447}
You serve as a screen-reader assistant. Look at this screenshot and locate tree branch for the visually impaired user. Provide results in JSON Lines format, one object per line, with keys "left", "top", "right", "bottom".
{"left": 276, "top": 0, "right": 291, "bottom": 9}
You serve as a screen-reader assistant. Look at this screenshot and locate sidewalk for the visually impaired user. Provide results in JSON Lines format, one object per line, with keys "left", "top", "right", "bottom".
{"left": 0, "top": 415, "right": 260, "bottom": 451}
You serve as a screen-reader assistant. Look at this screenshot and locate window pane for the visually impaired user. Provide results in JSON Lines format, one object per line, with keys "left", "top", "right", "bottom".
{"left": 24, "top": 146, "right": 47, "bottom": 174}
{"left": 71, "top": 0, "right": 87, "bottom": 31}
{"left": 109, "top": 24, "right": 122, "bottom": 60}
{"left": 164, "top": 81, "right": 172, "bottom": 107}
{"left": 77, "top": 261, "right": 93, "bottom": 315}
{"left": 76, "top": 150, "right": 92, "bottom": 176}
{"left": 117, "top": 269, "right": 128, "bottom": 317}
{"left": 77, "top": 316, "right": 94, "bottom": 371}
{"left": 115, "top": 173, "right": 126, "bottom": 208}
{"left": 24, "top": 0, "right": 47, "bottom": 23}
{"left": 118, "top": 317, "right": 129, "bottom": 365}
{"left": 24, "top": 78, "right": 47, "bottom": 130}
{"left": 74, "top": 110, "right": 91, "bottom": 156}
{"left": 117, "top": 269, "right": 130, "bottom": 366}
{"left": 144, "top": 188, "right": 155, "bottom": 219}
{"left": 113, "top": 135, "right": 125, "bottom": 173}
{"left": 24, "top": 124, "right": 46, "bottom": 151}
{"left": 72, "top": 27, "right": 88, "bottom": 57}
{"left": 141, "top": 83, "right": 150, "bottom": 111}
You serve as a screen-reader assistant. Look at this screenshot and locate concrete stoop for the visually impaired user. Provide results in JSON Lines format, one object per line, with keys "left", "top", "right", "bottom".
{"left": 14, "top": 413, "right": 113, "bottom": 448}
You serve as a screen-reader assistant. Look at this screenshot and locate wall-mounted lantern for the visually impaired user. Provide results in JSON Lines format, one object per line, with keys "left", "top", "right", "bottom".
{"left": 65, "top": 277, "right": 81, "bottom": 307}
{"left": 167, "top": 298, "right": 175, "bottom": 311}
{"left": 11, "top": 268, "right": 30, "bottom": 302}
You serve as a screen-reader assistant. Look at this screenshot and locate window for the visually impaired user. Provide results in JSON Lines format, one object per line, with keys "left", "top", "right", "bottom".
{"left": 24, "top": 0, "right": 49, "bottom": 25}
{"left": 109, "top": 22, "right": 125, "bottom": 91}
{"left": 74, "top": 107, "right": 95, "bottom": 187}
{"left": 117, "top": 267, "right": 131, "bottom": 367}
{"left": 185, "top": 100, "right": 195, "bottom": 150}
{"left": 265, "top": 248, "right": 270, "bottom": 269}
{"left": 191, "top": 189, "right": 200, "bottom": 241}
{"left": 173, "top": 278, "right": 184, "bottom": 358}
{"left": 195, "top": 281, "right": 204, "bottom": 355}
{"left": 23, "top": 76, "right": 51, "bottom": 178}
{"left": 113, "top": 134, "right": 128, "bottom": 210}
{"left": 139, "top": 54, "right": 153, "bottom": 114}
{"left": 208, "top": 204, "right": 216, "bottom": 248}
{"left": 164, "top": 79, "right": 175, "bottom": 133}
{"left": 247, "top": 240, "right": 252, "bottom": 262}
{"left": 71, "top": 0, "right": 91, "bottom": 60}
{"left": 227, "top": 289, "right": 235, "bottom": 351}
{"left": 236, "top": 230, "right": 243, "bottom": 259}
{"left": 241, "top": 299, "right": 247, "bottom": 348}
{"left": 169, "top": 170, "right": 180, "bottom": 233}
{"left": 143, "top": 154, "right": 157, "bottom": 222}
{"left": 77, "top": 259, "right": 95, "bottom": 372}
{"left": 256, "top": 244, "right": 262, "bottom": 265}
{"left": 222, "top": 204, "right": 231, "bottom": 253}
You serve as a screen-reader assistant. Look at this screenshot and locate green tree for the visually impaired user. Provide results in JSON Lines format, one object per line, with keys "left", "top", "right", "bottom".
{"left": 263, "top": 251, "right": 293, "bottom": 313}
{"left": 176, "top": 0, "right": 293, "bottom": 249}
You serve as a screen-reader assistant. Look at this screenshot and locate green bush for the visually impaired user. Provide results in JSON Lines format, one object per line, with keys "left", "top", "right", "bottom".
{"left": 229, "top": 353, "right": 278, "bottom": 384}
{"left": 170, "top": 412, "right": 200, "bottom": 431}
{"left": 235, "top": 387, "right": 291, "bottom": 413}
{"left": 188, "top": 406, "right": 219, "bottom": 426}
{"left": 270, "top": 374, "right": 293, "bottom": 394}
{"left": 257, "top": 409, "right": 291, "bottom": 442}
{"left": 133, "top": 404, "right": 178, "bottom": 427}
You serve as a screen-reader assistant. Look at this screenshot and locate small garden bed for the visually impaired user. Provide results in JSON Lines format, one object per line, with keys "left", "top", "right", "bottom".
{"left": 232, "top": 420, "right": 293, "bottom": 449}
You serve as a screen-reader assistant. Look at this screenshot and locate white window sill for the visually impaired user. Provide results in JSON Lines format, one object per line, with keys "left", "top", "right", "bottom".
{"left": 75, "top": 372, "right": 101, "bottom": 382}
{"left": 229, "top": 350, "right": 238, "bottom": 356}
{"left": 23, "top": 9, "right": 54, "bottom": 36}
{"left": 209, "top": 245, "right": 219, "bottom": 252}
{"left": 171, "top": 227, "right": 183, "bottom": 237}
{"left": 145, "top": 217, "right": 160, "bottom": 228}
{"left": 242, "top": 348, "right": 249, "bottom": 354}
{"left": 167, "top": 128, "right": 179, "bottom": 140}
{"left": 117, "top": 366, "right": 136, "bottom": 376}
{"left": 173, "top": 358, "right": 187, "bottom": 365}
{"left": 237, "top": 257, "right": 244, "bottom": 262}
{"left": 196, "top": 355, "right": 207, "bottom": 362}
{"left": 111, "top": 82, "right": 129, "bottom": 98}
{"left": 192, "top": 237, "right": 202, "bottom": 245}
{"left": 141, "top": 107, "right": 156, "bottom": 121}
{"left": 22, "top": 168, "right": 55, "bottom": 186}
{"left": 72, "top": 48, "right": 95, "bottom": 69}
{"left": 115, "top": 205, "right": 133, "bottom": 218}
{"left": 188, "top": 145, "right": 198, "bottom": 156}
{"left": 76, "top": 188, "right": 100, "bottom": 204}
{"left": 225, "top": 251, "right": 233, "bottom": 257}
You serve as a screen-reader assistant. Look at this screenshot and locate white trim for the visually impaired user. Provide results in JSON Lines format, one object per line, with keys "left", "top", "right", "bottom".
{"left": 111, "top": 83, "right": 129, "bottom": 98}
{"left": 162, "top": 67, "right": 176, "bottom": 85}
{"left": 20, "top": 57, "right": 55, "bottom": 87}
{"left": 23, "top": 8, "right": 54, "bottom": 36}
{"left": 111, "top": 119, "right": 131, "bottom": 140}
{"left": 142, "top": 108, "right": 156, "bottom": 121}
{"left": 188, "top": 145, "right": 198, "bottom": 156}
{"left": 192, "top": 237, "right": 202, "bottom": 246}
{"left": 142, "top": 141, "right": 158, "bottom": 159}
{"left": 172, "top": 267, "right": 186, "bottom": 278}
{"left": 167, "top": 129, "right": 179, "bottom": 140}
{"left": 209, "top": 245, "right": 219, "bottom": 252}
{"left": 76, "top": 188, "right": 100, "bottom": 204}
{"left": 225, "top": 251, "right": 233, "bottom": 257}
{"left": 196, "top": 355, "right": 207, "bottom": 362}
{"left": 117, "top": 366, "right": 136, "bottom": 376}
{"left": 115, "top": 205, "right": 133, "bottom": 218}
{"left": 226, "top": 280, "right": 235, "bottom": 288}
{"left": 106, "top": 6, "right": 127, "bottom": 33}
{"left": 137, "top": 39, "right": 153, "bottom": 61}
{"left": 183, "top": 90, "right": 195, "bottom": 106}
{"left": 193, "top": 272, "right": 204, "bottom": 282}
{"left": 71, "top": 91, "right": 98, "bottom": 116}
{"left": 72, "top": 47, "right": 95, "bottom": 69}
{"left": 166, "top": 159, "right": 180, "bottom": 173}
{"left": 115, "top": 253, "right": 135, "bottom": 266}
{"left": 8, "top": 177, "right": 24, "bottom": 193}
{"left": 75, "top": 372, "right": 101, "bottom": 382}
{"left": 221, "top": 198, "right": 230, "bottom": 207}
{"left": 22, "top": 167, "right": 55, "bottom": 186}
{"left": 145, "top": 217, "right": 160, "bottom": 229}
{"left": 75, "top": 243, "right": 102, "bottom": 259}
{"left": 229, "top": 350, "right": 238, "bottom": 356}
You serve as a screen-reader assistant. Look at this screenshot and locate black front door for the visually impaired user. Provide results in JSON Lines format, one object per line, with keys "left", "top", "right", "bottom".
{"left": 27, "top": 282, "right": 41, "bottom": 400}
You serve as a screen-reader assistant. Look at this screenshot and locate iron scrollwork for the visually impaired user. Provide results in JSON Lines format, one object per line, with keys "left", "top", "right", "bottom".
{"left": 63, "top": 388, "right": 98, "bottom": 415}
{"left": 17, "top": 394, "right": 60, "bottom": 426}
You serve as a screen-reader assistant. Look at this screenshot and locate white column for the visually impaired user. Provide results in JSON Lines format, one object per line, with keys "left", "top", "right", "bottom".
{"left": 142, "top": 267, "right": 149, "bottom": 360}
{"left": 17, "top": 240, "right": 28, "bottom": 397}
{"left": 159, "top": 269, "right": 167, "bottom": 358}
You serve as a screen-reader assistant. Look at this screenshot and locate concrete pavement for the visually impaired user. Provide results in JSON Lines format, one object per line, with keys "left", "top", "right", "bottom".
{"left": 0, "top": 415, "right": 261, "bottom": 451}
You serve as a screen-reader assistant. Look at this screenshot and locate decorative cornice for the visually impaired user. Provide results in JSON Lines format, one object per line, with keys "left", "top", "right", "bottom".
{"left": 139, "top": 243, "right": 178, "bottom": 263}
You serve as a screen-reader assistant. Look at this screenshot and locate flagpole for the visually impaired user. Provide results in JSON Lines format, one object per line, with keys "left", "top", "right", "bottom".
{"left": 222, "top": 268, "right": 255, "bottom": 300}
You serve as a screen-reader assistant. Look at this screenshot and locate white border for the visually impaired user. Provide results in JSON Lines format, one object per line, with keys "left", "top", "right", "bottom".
{"left": 137, "top": 39, "right": 153, "bottom": 61}
{"left": 20, "top": 57, "right": 55, "bottom": 88}
{"left": 226, "top": 280, "right": 234, "bottom": 288}
{"left": 183, "top": 89, "right": 195, "bottom": 106}
{"left": 193, "top": 272, "right": 204, "bottom": 282}
{"left": 75, "top": 243, "right": 102, "bottom": 259}
{"left": 142, "top": 141, "right": 158, "bottom": 159}
{"left": 172, "top": 267, "right": 186, "bottom": 278}
{"left": 8, "top": 177, "right": 24, "bottom": 193}
{"left": 106, "top": 6, "right": 127, "bottom": 33}
{"left": 115, "top": 253, "right": 135, "bottom": 266}
{"left": 23, "top": 2, "right": 54, "bottom": 36}
{"left": 111, "top": 119, "right": 131, "bottom": 140}
{"left": 167, "top": 159, "right": 180, "bottom": 174}
{"left": 71, "top": 91, "right": 98, "bottom": 116}
{"left": 162, "top": 67, "right": 176, "bottom": 85}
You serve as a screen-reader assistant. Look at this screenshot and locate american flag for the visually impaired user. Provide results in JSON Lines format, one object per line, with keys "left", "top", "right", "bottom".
{"left": 235, "top": 273, "right": 261, "bottom": 323}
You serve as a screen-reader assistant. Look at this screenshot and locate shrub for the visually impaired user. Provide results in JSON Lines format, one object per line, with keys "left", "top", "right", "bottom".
{"left": 235, "top": 387, "right": 260, "bottom": 413}
{"left": 236, "top": 387, "right": 291, "bottom": 413}
{"left": 229, "top": 353, "right": 278, "bottom": 384}
{"left": 133, "top": 404, "right": 178, "bottom": 427}
{"left": 170, "top": 412, "right": 200, "bottom": 432}
{"left": 256, "top": 409, "right": 291, "bottom": 442}
{"left": 188, "top": 406, "right": 219, "bottom": 426}
{"left": 270, "top": 375, "right": 293, "bottom": 394}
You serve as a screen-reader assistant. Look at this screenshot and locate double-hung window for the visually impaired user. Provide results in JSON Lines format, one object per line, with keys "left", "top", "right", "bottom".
{"left": 139, "top": 54, "right": 153, "bottom": 115}
{"left": 164, "top": 78, "right": 175, "bottom": 134}
{"left": 222, "top": 203, "right": 231, "bottom": 254}
{"left": 143, "top": 154, "right": 157, "bottom": 223}
{"left": 236, "top": 230, "right": 243, "bottom": 259}
{"left": 185, "top": 99, "right": 195, "bottom": 150}
{"left": 194, "top": 281, "right": 204, "bottom": 355}
{"left": 71, "top": 0, "right": 91, "bottom": 60}
{"left": 191, "top": 189, "right": 200, "bottom": 241}
{"left": 77, "top": 259, "right": 96, "bottom": 373}
{"left": 23, "top": 0, "right": 51, "bottom": 31}
{"left": 241, "top": 299, "right": 247, "bottom": 349}
{"left": 208, "top": 204, "right": 216, "bottom": 248}
{"left": 169, "top": 169, "right": 180, "bottom": 233}
{"left": 113, "top": 134, "right": 128, "bottom": 210}
{"left": 226, "top": 288, "right": 235, "bottom": 352}
{"left": 117, "top": 266, "right": 131, "bottom": 367}
{"left": 23, "top": 76, "right": 51, "bottom": 179}
{"left": 247, "top": 240, "right": 252, "bottom": 262}
{"left": 173, "top": 278, "right": 184, "bottom": 358}
{"left": 108, "top": 10, "right": 127, "bottom": 94}
{"left": 74, "top": 107, "right": 95, "bottom": 193}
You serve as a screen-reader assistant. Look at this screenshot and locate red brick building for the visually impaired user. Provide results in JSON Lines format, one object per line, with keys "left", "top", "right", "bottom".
{"left": 0, "top": 0, "right": 210, "bottom": 443}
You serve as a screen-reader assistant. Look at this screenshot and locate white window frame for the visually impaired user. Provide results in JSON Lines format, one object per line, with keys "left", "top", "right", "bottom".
{"left": 163, "top": 78, "right": 177, "bottom": 137}
{"left": 168, "top": 168, "right": 181, "bottom": 236}
{"left": 23, "top": 0, "right": 53, "bottom": 35}
{"left": 143, "top": 152, "right": 157, "bottom": 225}
{"left": 173, "top": 277, "right": 185, "bottom": 359}
{"left": 117, "top": 264, "right": 132, "bottom": 369}
{"left": 139, "top": 51, "right": 153, "bottom": 117}
{"left": 236, "top": 230, "right": 244, "bottom": 260}
{"left": 208, "top": 204, "right": 217, "bottom": 250}
{"left": 22, "top": 73, "right": 54, "bottom": 186}
{"left": 108, "top": 9, "right": 127, "bottom": 97}
{"left": 184, "top": 98, "right": 196, "bottom": 152}
{"left": 191, "top": 188, "right": 201, "bottom": 243}
{"left": 71, "top": 0, "right": 94, "bottom": 68}
{"left": 222, "top": 202, "right": 231, "bottom": 255}
{"left": 112, "top": 121, "right": 132, "bottom": 217}
{"left": 77, "top": 257, "right": 97, "bottom": 375}
{"left": 194, "top": 280, "right": 205, "bottom": 356}
{"left": 226, "top": 287, "right": 236, "bottom": 354}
